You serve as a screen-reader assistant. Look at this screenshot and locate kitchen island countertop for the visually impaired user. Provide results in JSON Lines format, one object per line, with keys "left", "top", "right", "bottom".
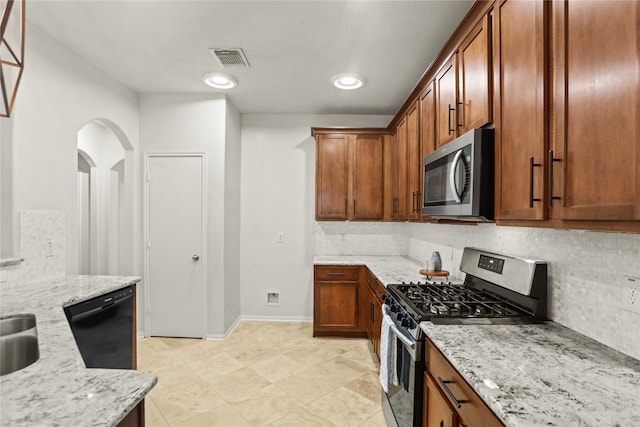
{"left": 421, "top": 321, "right": 640, "bottom": 427}
{"left": 1, "top": 275, "right": 157, "bottom": 427}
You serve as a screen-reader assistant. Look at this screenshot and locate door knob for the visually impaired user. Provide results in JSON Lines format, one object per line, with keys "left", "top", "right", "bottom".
{"left": 192, "top": 255, "right": 200, "bottom": 261}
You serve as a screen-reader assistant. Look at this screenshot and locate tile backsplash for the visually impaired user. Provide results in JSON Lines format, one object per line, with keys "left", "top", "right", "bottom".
{"left": 19, "top": 210, "right": 66, "bottom": 282}
{"left": 315, "top": 221, "right": 640, "bottom": 360}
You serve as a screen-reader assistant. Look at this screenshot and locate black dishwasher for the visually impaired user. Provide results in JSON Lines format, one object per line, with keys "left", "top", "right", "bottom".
{"left": 64, "top": 285, "right": 135, "bottom": 369}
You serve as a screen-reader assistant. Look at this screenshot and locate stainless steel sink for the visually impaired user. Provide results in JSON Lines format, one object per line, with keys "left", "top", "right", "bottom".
{"left": 0, "top": 314, "right": 40, "bottom": 376}
{"left": 1, "top": 314, "right": 37, "bottom": 336}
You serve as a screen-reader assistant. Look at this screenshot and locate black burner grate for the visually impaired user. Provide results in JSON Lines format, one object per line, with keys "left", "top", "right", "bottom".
{"left": 388, "top": 282, "right": 531, "bottom": 322}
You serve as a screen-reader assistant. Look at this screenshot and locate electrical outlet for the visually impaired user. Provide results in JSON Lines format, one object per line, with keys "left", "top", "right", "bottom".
{"left": 45, "top": 240, "right": 55, "bottom": 257}
{"left": 622, "top": 277, "right": 640, "bottom": 314}
{"left": 277, "top": 232, "right": 285, "bottom": 243}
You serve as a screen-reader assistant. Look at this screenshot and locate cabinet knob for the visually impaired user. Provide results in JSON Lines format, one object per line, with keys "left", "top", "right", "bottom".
{"left": 192, "top": 255, "right": 200, "bottom": 261}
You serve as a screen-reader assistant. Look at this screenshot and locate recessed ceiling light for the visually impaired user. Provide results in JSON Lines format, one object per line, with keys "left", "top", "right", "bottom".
{"left": 203, "top": 73, "right": 237, "bottom": 89}
{"left": 332, "top": 74, "right": 364, "bottom": 90}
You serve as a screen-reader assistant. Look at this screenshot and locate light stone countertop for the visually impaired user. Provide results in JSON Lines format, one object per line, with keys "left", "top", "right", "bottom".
{"left": 421, "top": 322, "right": 640, "bottom": 427}
{"left": 313, "top": 255, "right": 460, "bottom": 285}
{"left": 314, "top": 255, "right": 640, "bottom": 426}
{"left": 0, "top": 275, "right": 157, "bottom": 427}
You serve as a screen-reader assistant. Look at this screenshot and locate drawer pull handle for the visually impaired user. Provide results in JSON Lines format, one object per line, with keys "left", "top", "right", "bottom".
{"left": 437, "top": 376, "right": 464, "bottom": 408}
{"left": 327, "top": 272, "right": 347, "bottom": 276}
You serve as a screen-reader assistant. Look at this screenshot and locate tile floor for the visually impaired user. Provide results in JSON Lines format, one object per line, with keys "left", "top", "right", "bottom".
{"left": 137, "top": 321, "right": 387, "bottom": 426}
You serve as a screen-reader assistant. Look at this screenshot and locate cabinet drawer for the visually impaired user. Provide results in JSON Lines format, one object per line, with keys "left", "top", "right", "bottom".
{"left": 314, "top": 266, "right": 360, "bottom": 282}
{"left": 427, "top": 340, "right": 504, "bottom": 427}
{"left": 364, "top": 268, "right": 386, "bottom": 298}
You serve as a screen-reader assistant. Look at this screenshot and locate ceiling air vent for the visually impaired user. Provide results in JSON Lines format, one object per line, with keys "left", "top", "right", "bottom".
{"left": 210, "top": 48, "right": 250, "bottom": 68}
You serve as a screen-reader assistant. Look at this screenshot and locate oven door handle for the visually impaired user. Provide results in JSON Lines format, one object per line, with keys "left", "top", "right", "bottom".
{"left": 389, "top": 323, "right": 416, "bottom": 350}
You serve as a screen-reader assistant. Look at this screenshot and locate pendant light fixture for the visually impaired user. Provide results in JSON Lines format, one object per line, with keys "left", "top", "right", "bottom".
{"left": 1, "top": 0, "right": 26, "bottom": 118}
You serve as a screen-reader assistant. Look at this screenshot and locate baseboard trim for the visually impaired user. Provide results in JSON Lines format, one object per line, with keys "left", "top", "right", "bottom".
{"left": 205, "top": 315, "right": 312, "bottom": 340}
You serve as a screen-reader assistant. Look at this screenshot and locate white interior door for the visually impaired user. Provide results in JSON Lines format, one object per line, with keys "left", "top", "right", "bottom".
{"left": 146, "top": 154, "right": 205, "bottom": 338}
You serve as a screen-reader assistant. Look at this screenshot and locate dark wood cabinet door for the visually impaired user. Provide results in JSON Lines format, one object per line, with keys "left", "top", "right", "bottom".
{"left": 393, "top": 119, "right": 408, "bottom": 220}
{"left": 493, "top": 0, "right": 547, "bottom": 220}
{"left": 551, "top": 0, "right": 640, "bottom": 221}
{"left": 435, "top": 56, "right": 458, "bottom": 148}
{"left": 423, "top": 374, "right": 457, "bottom": 427}
{"left": 313, "top": 266, "right": 362, "bottom": 336}
{"left": 420, "top": 84, "right": 436, "bottom": 158}
{"left": 419, "top": 84, "right": 435, "bottom": 220}
{"left": 117, "top": 400, "right": 144, "bottom": 427}
{"left": 352, "top": 135, "right": 384, "bottom": 220}
{"left": 407, "top": 103, "right": 422, "bottom": 219}
{"left": 458, "top": 14, "right": 492, "bottom": 133}
{"left": 316, "top": 134, "right": 349, "bottom": 220}
{"left": 315, "top": 281, "right": 359, "bottom": 328}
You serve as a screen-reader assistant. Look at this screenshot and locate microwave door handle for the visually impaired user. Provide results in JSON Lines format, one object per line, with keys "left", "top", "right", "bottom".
{"left": 449, "top": 149, "right": 464, "bottom": 203}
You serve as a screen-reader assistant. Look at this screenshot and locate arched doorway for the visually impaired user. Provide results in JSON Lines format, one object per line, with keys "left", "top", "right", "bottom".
{"left": 76, "top": 119, "right": 132, "bottom": 275}
{"left": 77, "top": 149, "right": 94, "bottom": 274}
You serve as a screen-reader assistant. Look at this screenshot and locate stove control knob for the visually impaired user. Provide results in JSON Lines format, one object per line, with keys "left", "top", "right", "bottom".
{"left": 390, "top": 304, "right": 400, "bottom": 313}
{"left": 401, "top": 317, "right": 411, "bottom": 328}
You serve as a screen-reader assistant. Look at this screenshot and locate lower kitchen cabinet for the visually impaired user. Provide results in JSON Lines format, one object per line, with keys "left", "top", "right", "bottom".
{"left": 425, "top": 339, "right": 504, "bottom": 427}
{"left": 424, "top": 374, "right": 457, "bottom": 427}
{"left": 313, "top": 265, "right": 366, "bottom": 337}
{"left": 117, "top": 400, "right": 145, "bottom": 427}
{"left": 364, "top": 268, "right": 385, "bottom": 360}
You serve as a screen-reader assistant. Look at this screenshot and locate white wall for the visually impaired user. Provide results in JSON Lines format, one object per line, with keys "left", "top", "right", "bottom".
{"left": 1, "top": 22, "right": 141, "bottom": 278}
{"left": 240, "top": 114, "right": 391, "bottom": 320}
{"left": 223, "top": 100, "right": 242, "bottom": 331}
{"left": 139, "top": 93, "right": 239, "bottom": 337}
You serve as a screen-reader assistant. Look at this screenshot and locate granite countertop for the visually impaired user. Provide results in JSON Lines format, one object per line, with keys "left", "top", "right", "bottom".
{"left": 313, "top": 255, "right": 458, "bottom": 285}
{"left": 0, "top": 275, "right": 157, "bottom": 427}
{"left": 315, "top": 255, "right": 640, "bottom": 426}
{"left": 421, "top": 322, "right": 640, "bottom": 426}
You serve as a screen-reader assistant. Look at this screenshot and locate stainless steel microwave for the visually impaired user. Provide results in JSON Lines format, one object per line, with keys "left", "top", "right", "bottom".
{"left": 422, "top": 128, "right": 494, "bottom": 220}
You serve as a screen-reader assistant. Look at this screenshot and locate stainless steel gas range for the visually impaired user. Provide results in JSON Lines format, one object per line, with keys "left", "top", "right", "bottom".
{"left": 381, "top": 247, "right": 548, "bottom": 427}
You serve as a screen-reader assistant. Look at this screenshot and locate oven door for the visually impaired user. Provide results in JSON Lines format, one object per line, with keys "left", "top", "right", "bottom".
{"left": 382, "top": 327, "right": 424, "bottom": 427}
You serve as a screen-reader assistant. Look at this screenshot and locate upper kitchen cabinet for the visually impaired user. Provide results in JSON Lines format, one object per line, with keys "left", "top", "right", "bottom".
{"left": 387, "top": 101, "right": 421, "bottom": 221}
{"left": 435, "top": 55, "right": 458, "bottom": 148}
{"left": 419, "top": 83, "right": 436, "bottom": 220}
{"left": 313, "top": 129, "right": 386, "bottom": 221}
{"left": 435, "top": 14, "right": 492, "bottom": 149}
{"left": 315, "top": 133, "right": 349, "bottom": 219}
{"left": 406, "top": 102, "right": 422, "bottom": 220}
{"left": 493, "top": 0, "right": 548, "bottom": 221}
{"left": 550, "top": 0, "right": 640, "bottom": 222}
{"left": 389, "top": 119, "right": 408, "bottom": 221}
{"left": 458, "top": 14, "right": 492, "bottom": 132}
{"left": 420, "top": 83, "right": 436, "bottom": 158}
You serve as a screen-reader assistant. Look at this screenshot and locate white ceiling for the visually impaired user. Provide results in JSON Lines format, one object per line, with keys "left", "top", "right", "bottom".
{"left": 27, "top": 0, "right": 474, "bottom": 115}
